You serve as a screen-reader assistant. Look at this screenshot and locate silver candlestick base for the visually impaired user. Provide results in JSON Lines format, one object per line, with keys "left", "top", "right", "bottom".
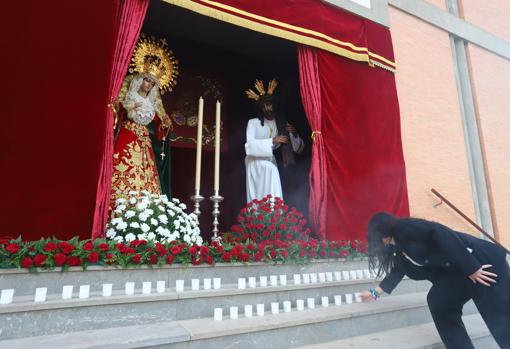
{"left": 190, "top": 191, "right": 204, "bottom": 225}
{"left": 209, "top": 192, "right": 224, "bottom": 243}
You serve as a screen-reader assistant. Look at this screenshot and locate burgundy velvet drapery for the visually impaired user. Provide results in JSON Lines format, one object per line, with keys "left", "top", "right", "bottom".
{"left": 318, "top": 50, "right": 409, "bottom": 241}
{"left": 297, "top": 46, "right": 327, "bottom": 239}
{"left": 0, "top": 1, "right": 118, "bottom": 240}
{"left": 92, "top": 0, "right": 149, "bottom": 239}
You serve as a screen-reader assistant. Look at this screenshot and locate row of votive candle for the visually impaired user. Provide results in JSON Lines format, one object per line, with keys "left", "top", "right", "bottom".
{"left": 237, "top": 270, "right": 372, "bottom": 289}
{"left": 176, "top": 277, "right": 222, "bottom": 292}
{"left": 213, "top": 293, "right": 364, "bottom": 320}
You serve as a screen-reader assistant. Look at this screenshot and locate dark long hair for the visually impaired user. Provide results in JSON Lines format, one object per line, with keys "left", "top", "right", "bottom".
{"left": 367, "top": 212, "right": 398, "bottom": 277}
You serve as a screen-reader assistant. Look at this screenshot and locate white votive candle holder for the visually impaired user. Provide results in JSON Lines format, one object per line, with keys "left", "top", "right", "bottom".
{"left": 248, "top": 277, "right": 257, "bottom": 288}
{"left": 342, "top": 271, "right": 350, "bottom": 280}
{"left": 142, "top": 282, "right": 152, "bottom": 294}
{"left": 238, "top": 278, "right": 246, "bottom": 289}
{"left": 334, "top": 295, "right": 342, "bottom": 306}
{"left": 355, "top": 292, "right": 362, "bottom": 303}
{"left": 259, "top": 276, "right": 268, "bottom": 287}
{"left": 62, "top": 285, "right": 73, "bottom": 300}
{"left": 191, "top": 279, "right": 200, "bottom": 291}
{"left": 102, "top": 283, "right": 113, "bottom": 297}
{"left": 270, "top": 275, "right": 278, "bottom": 287}
{"left": 230, "top": 306, "right": 239, "bottom": 320}
{"left": 175, "top": 280, "right": 184, "bottom": 292}
{"left": 125, "top": 282, "right": 135, "bottom": 295}
{"left": 349, "top": 270, "right": 357, "bottom": 280}
{"left": 34, "top": 287, "right": 47, "bottom": 302}
{"left": 0, "top": 289, "right": 14, "bottom": 305}
{"left": 244, "top": 304, "right": 253, "bottom": 317}
{"left": 256, "top": 303, "right": 265, "bottom": 316}
{"left": 307, "top": 298, "right": 315, "bottom": 309}
{"left": 318, "top": 273, "right": 326, "bottom": 283}
{"left": 214, "top": 307, "right": 223, "bottom": 321}
{"left": 334, "top": 271, "right": 342, "bottom": 281}
{"left": 203, "top": 278, "right": 211, "bottom": 290}
{"left": 296, "top": 299, "right": 305, "bottom": 311}
{"left": 345, "top": 293, "right": 353, "bottom": 304}
{"left": 293, "top": 274, "right": 301, "bottom": 285}
{"left": 326, "top": 272, "right": 333, "bottom": 282}
{"left": 279, "top": 275, "right": 287, "bottom": 286}
{"left": 156, "top": 280, "right": 166, "bottom": 293}
{"left": 363, "top": 269, "right": 371, "bottom": 279}
{"left": 271, "top": 302, "right": 279, "bottom": 314}
{"left": 302, "top": 273, "right": 310, "bottom": 284}
{"left": 79, "top": 285, "right": 90, "bottom": 299}
{"left": 310, "top": 273, "right": 318, "bottom": 283}
{"left": 356, "top": 270, "right": 364, "bottom": 279}
{"left": 213, "top": 278, "right": 221, "bottom": 289}
{"left": 321, "top": 296, "right": 329, "bottom": 307}
{"left": 283, "top": 300, "right": 292, "bottom": 313}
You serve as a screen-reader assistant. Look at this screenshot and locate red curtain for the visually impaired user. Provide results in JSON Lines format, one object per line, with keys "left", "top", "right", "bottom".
{"left": 0, "top": 1, "right": 118, "bottom": 240}
{"left": 318, "top": 50, "right": 409, "bottom": 241}
{"left": 297, "top": 46, "right": 327, "bottom": 239}
{"left": 92, "top": 0, "right": 149, "bottom": 239}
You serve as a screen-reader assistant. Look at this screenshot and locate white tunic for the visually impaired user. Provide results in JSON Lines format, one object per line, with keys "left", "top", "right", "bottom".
{"left": 244, "top": 118, "right": 304, "bottom": 203}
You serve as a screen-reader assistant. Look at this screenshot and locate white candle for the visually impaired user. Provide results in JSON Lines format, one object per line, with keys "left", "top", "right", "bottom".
{"left": 334, "top": 295, "right": 342, "bottom": 306}
{"left": 283, "top": 301, "right": 292, "bottom": 313}
{"left": 125, "top": 282, "right": 135, "bottom": 295}
{"left": 296, "top": 299, "right": 305, "bottom": 311}
{"left": 0, "top": 289, "right": 14, "bottom": 304}
{"left": 326, "top": 272, "right": 333, "bottom": 282}
{"left": 279, "top": 275, "right": 287, "bottom": 286}
{"left": 34, "top": 287, "right": 47, "bottom": 302}
{"left": 194, "top": 97, "right": 204, "bottom": 192}
{"left": 213, "top": 278, "right": 221, "bottom": 289}
{"left": 342, "top": 271, "right": 350, "bottom": 280}
{"left": 318, "top": 273, "right": 326, "bottom": 283}
{"left": 248, "top": 277, "right": 257, "bottom": 288}
{"left": 156, "top": 281, "right": 166, "bottom": 293}
{"left": 321, "top": 296, "right": 329, "bottom": 307}
{"left": 203, "top": 278, "right": 211, "bottom": 290}
{"left": 349, "top": 270, "right": 357, "bottom": 280}
{"left": 363, "top": 269, "right": 371, "bottom": 279}
{"left": 213, "top": 100, "right": 221, "bottom": 193}
{"left": 62, "top": 285, "right": 73, "bottom": 300}
{"left": 334, "top": 271, "right": 342, "bottom": 281}
{"left": 310, "top": 273, "right": 318, "bottom": 283}
{"left": 244, "top": 304, "right": 253, "bottom": 317}
{"left": 271, "top": 302, "right": 279, "bottom": 314}
{"left": 345, "top": 293, "right": 353, "bottom": 304}
{"left": 79, "top": 285, "right": 90, "bottom": 299}
{"left": 238, "top": 278, "right": 246, "bottom": 289}
{"left": 230, "top": 306, "right": 239, "bottom": 319}
{"left": 356, "top": 270, "right": 364, "bottom": 279}
{"left": 102, "top": 283, "right": 113, "bottom": 297}
{"left": 142, "top": 282, "right": 152, "bottom": 294}
{"left": 214, "top": 307, "right": 223, "bottom": 321}
{"left": 175, "top": 280, "right": 184, "bottom": 292}
{"left": 302, "top": 273, "right": 310, "bottom": 284}
{"left": 256, "top": 303, "right": 265, "bottom": 316}
{"left": 293, "top": 274, "right": 301, "bottom": 285}
{"left": 270, "top": 275, "right": 278, "bottom": 287}
{"left": 260, "top": 276, "right": 268, "bottom": 287}
{"left": 307, "top": 298, "right": 315, "bottom": 309}
{"left": 355, "top": 292, "right": 362, "bottom": 303}
{"left": 191, "top": 279, "right": 200, "bottom": 291}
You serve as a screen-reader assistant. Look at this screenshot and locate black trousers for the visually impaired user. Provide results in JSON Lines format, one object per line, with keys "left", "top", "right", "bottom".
{"left": 427, "top": 258, "right": 510, "bottom": 348}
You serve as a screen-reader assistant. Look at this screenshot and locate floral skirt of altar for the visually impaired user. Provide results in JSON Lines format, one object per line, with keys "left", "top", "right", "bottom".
{"left": 110, "top": 120, "right": 161, "bottom": 211}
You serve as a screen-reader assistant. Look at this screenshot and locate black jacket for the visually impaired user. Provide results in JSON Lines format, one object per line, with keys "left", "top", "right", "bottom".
{"left": 379, "top": 218, "right": 507, "bottom": 294}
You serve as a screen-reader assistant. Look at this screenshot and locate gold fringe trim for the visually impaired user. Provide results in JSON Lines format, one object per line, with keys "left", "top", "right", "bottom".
{"left": 162, "top": 0, "right": 396, "bottom": 71}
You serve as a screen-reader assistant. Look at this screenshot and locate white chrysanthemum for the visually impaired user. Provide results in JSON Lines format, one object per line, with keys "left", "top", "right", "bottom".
{"left": 137, "top": 233, "right": 147, "bottom": 240}
{"left": 183, "top": 234, "right": 191, "bottom": 243}
{"left": 179, "top": 203, "right": 186, "bottom": 209}
{"left": 125, "top": 210, "right": 136, "bottom": 218}
{"left": 158, "top": 215, "right": 168, "bottom": 224}
{"left": 174, "top": 220, "right": 181, "bottom": 229}
{"left": 111, "top": 217, "right": 122, "bottom": 225}
{"left": 116, "top": 198, "right": 126, "bottom": 204}
{"left": 167, "top": 210, "right": 175, "bottom": 217}
{"left": 117, "top": 221, "right": 128, "bottom": 231}
{"left": 113, "top": 236, "right": 124, "bottom": 242}
{"left": 156, "top": 226, "right": 164, "bottom": 233}
{"left": 161, "top": 195, "right": 169, "bottom": 203}
{"left": 150, "top": 218, "right": 158, "bottom": 226}
{"left": 137, "top": 202, "right": 148, "bottom": 211}
{"left": 172, "top": 198, "right": 180, "bottom": 203}
{"left": 106, "top": 228, "right": 116, "bottom": 238}
{"left": 145, "top": 209, "right": 154, "bottom": 215}
{"left": 128, "top": 191, "right": 138, "bottom": 196}
{"left": 138, "top": 213, "right": 148, "bottom": 222}
{"left": 147, "top": 232, "right": 156, "bottom": 240}
{"left": 141, "top": 223, "right": 150, "bottom": 233}
{"left": 157, "top": 205, "right": 165, "bottom": 212}
{"left": 125, "top": 233, "right": 136, "bottom": 242}
{"left": 129, "top": 197, "right": 137, "bottom": 204}
{"left": 130, "top": 222, "right": 140, "bottom": 228}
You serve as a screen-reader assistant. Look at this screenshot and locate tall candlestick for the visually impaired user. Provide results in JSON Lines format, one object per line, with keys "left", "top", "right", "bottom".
{"left": 213, "top": 100, "right": 221, "bottom": 193}
{"left": 194, "top": 97, "right": 204, "bottom": 192}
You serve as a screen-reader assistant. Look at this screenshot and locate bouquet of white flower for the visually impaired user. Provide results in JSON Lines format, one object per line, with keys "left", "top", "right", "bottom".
{"left": 106, "top": 191, "right": 202, "bottom": 246}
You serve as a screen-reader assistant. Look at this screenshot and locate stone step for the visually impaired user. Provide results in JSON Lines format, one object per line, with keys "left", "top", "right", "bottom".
{"left": 297, "top": 313, "right": 497, "bottom": 349}
{"left": 0, "top": 277, "right": 429, "bottom": 340}
{"left": 0, "top": 259, "right": 370, "bottom": 296}
{"left": 0, "top": 292, "right": 480, "bottom": 349}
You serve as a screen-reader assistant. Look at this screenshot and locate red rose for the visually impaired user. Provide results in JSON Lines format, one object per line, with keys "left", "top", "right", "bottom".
{"left": 54, "top": 253, "right": 67, "bottom": 266}
{"left": 98, "top": 243, "right": 109, "bottom": 252}
{"left": 279, "top": 224, "right": 287, "bottom": 231}
{"left": 34, "top": 254, "right": 46, "bottom": 267}
{"left": 268, "top": 224, "right": 276, "bottom": 232}
{"left": 299, "top": 249, "right": 307, "bottom": 258}
{"left": 62, "top": 243, "right": 75, "bottom": 255}
{"left": 269, "top": 250, "right": 277, "bottom": 259}
{"left": 67, "top": 256, "right": 82, "bottom": 266}
{"left": 105, "top": 253, "right": 114, "bottom": 260}
{"left": 253, "top": 252, "right": 263, "bottom": 262}
{"left": 83, "top": 242, "right": 94, "bottom": 251}
{"left": 240, "top": 253, "right": 250, "bottom": 262}
{"left": 231, "top": 244, "right": 243, "bottom": 257}
{"left": 281, "top": 250, "right": 289, "bottom": 259}
{"left": 329, "top": 251, "right": 336, "bottom": 258}
{"left": 339, "top": 250, "right": 350, "bottom": 258}
{"left": 200, "top": 246, "right": 210, "bottom": 255}
{"left": 321, "top": 241, "right": 328, "bottom": 249}
{"left": 132, "top": 254, "right": 141, "bottom": 264}
{"left": 251, "top": 233, "right": 259, "bottom": 240}
{"left": 166, "top": 254, "right": 174, "bottom": 264}
{"left": 156, "top": 243, "right": 167, "bottom": 257}
{"left": 116, "top": 243, "right": 127, "bottom": 253}
{"left": 274, "top": 233, "right": 282, "bottom": 240}
{"left": 241, "top": 233, "right": 250, "bottom": 241}
{"left": 308, "top": 250, "right": 317, "bottom": 258}
{"left": 263, "top": 231, "right": 270, "bottom": 238}
{"left": 191, "top": 256, "right": 201, "bottom": 265}
{"left": 246, "top": 243, "right": 255, "bottom": 251}
{"left": 189, "top": 245, "right": 199, "bottom": 255}
{"left": 170, "top": 245, "right": 181, "bottom": 255}
{"left": 350, "top": 241, "right": 357, "bottom": 249}
{"left": 149, "top": 254, "right": 158, "bottom": 264}
{"left": 319, "top": 250, "right": 327, "bottom": 257}
{"left": 221, "top": 252, "right": 232, "bottom": 262}
{"left": 205, "top": 255, "right": 214, "bottom": 265}
{"left": 87, "top": 252, "right": 99, "bottom": 264}
{"left": 21, "top": 257, "right": 33, "bottom": 268}
{"left": 5, "top": 243, "right": 20, "bottom": 254}
{"left": 286, "top": 233, "right": 293, "bottom": 240}
{"left": 125, "top": 248, "right": 135, "bottom": 255}
{"left": 43, "top": 242, "right": 57, "bottom": 252}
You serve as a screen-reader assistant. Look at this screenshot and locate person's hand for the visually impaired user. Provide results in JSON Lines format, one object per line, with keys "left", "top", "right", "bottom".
{"left": 286, "top": 123, "right": 297, "bottom": 134}
{"left": 273, "top": 135, "right": 289, "bottom": 144}
{"left": 360, "top": 290, "right": 375, "bottom": 302}
{"left": 162, "top": 115, "right": 172, "bottom": 129}
{"left": 469, "top": 264, "right": 497, "bottom": 286}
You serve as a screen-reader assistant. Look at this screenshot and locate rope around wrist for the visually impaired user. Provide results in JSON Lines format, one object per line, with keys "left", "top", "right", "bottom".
{"left": 369, "top": 288, "right": 380, "bottom": 300}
